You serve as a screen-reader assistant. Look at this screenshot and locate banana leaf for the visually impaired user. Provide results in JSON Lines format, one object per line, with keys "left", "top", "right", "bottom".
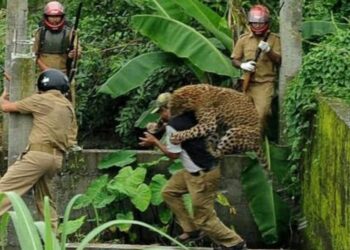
{"left": 131, "top": 15, "right": 238, "bottom": 78}
{"left": 172, "top": 0, "right": 232, "bottom": 50}
{"left": 302, "top": 20, "right": 349, "bottom": 40}
{"left": 241, "top": 146, "right": 291, "bottom": 245}
{"left": 149, "top": 0, "right": 190, "bottom": 23}
{"left": 98, "top": 52, "right": 179, "bottom": 98}
{"left": 135, "top": 107, "right": 160, "bottom": 129}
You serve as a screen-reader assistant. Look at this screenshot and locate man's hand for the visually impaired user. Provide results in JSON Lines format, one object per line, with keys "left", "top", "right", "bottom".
{"left": 68, "top": 49, "right": 80, "bottom": 59}
{"left": 240, "top": 61, "right": 256, "bottom": 72}
{"left": 139, "top": 132, "right": 158, "bottom": 147}
{"left": 258, "top": 41, "right": 271, "bottom": 53}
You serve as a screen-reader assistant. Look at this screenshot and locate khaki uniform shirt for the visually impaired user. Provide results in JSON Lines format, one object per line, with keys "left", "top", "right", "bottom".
{"left": 16, "top": 90, "right": 77, "bottom": 152}
{"left": 33, "top": 28, "right": 80, "bottom": 72}
{"left": 231, "top": 32, "right": 281, "bottom": 83}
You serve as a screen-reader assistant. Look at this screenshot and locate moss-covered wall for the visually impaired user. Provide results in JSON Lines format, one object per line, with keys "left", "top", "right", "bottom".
{"left": 302, "top": 98, "right": 350, "bottom": 250}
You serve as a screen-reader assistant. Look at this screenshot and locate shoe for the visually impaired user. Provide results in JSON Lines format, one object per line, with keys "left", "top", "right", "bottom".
{"left": 214, "top": 241, "right": 247, "bottom": 250}
{"left": 175, "top": 230, "right": 205, "bottom": 244}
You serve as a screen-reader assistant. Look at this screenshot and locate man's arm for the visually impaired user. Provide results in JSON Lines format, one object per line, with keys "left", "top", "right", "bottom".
{"left": 139, "top": 132, "right": 180, "bottom": 160}
{"left": 0, "top": 90, "right": 19, "bottom": 113}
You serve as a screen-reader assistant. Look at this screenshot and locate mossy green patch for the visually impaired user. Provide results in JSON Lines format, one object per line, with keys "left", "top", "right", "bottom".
{"left": 302, "top": 98, "right": 350, "bottom": 250}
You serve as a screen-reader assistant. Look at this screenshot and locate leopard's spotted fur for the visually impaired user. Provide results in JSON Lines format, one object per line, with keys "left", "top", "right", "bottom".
{"left": 169, "top": 84, "right": 265, "bottom": 165}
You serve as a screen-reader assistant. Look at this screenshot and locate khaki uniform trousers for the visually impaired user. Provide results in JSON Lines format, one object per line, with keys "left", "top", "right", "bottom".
{"left": 0, "top": 150, "right": 63, "bottom": 231}
{"left": 162, "top": 167, "right": 243, "bottom": 247}
{"left": 247, "top": 81, "right": 274, "bottom": 126}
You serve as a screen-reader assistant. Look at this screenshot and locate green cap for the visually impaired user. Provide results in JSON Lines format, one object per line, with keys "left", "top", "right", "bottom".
{"left": 151, "top": 92, "right": 172, "bottom": 113}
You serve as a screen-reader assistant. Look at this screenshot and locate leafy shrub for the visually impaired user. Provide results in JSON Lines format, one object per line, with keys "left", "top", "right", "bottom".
{"left": 284, "top": 29, "right": 350, "bottom": 194}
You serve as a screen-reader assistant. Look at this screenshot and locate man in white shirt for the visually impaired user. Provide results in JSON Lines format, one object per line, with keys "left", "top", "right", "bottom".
{"left": 139, "top": 93, "right": 246, "bottom": 250}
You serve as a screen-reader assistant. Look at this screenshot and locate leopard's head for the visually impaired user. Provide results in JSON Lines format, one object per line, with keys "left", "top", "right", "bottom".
{"left": 169, "top": 85, "right": 203, "bottom": 116}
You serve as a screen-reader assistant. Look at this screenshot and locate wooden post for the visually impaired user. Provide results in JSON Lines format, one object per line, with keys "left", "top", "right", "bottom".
{"left": 278, "top": 0, "right": 303, "bottom": 143}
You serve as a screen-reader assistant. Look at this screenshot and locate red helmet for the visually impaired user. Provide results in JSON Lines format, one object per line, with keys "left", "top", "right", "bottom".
{"left": 248, "top": 5, "right": 270, "bottom": 35}
{"left": 43, "top": 1, "right": 65, "bottom": 30}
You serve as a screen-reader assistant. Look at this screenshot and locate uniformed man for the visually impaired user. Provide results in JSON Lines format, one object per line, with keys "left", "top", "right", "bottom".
{"left": 0, "top": 69, "right": 77, "bottom": 231}
{"left": 33, "top": 1, "right": 81, "bottom": 106}
{"left": 139, "top": 93, "right": 247, "bottom": 250}
{"left": 231, "top": 4, "right": 281, "bottom": 126}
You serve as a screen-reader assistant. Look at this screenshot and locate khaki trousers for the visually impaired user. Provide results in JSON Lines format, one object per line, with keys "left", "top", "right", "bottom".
{"left": 0, "top": 150, "right": 63, "bottom": 231}
{"left": 162, "top": 167, "right": 243, "bottom": 247}
{"left": 247, "top": 81, "right": 274, "bottom": 126}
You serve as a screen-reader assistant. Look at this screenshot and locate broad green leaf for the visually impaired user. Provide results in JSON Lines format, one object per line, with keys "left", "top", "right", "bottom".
{"left": 5, "top": 192, "right": 43, "bottom": 250}
{"left": 241, "top": 156, "right": 290, "bottom": 245}
{"left": 74, "top": 175, "right": 109, "bottom": 209}
{"left": 138, "top": 156, "right": 169, "bottom": 169}
{"left": 131, "top": 15, "right": 237, "bottom": 77}
{"left": 302, "top": 21, "right": 349, "bottom": 40}
{"left": 131, "top": 183, "right": 152, "bottom": 212}
{"left": 150, "top": 0, "right": 190, "bottom": 23}
{"left": 172, "top": 0, "right": 232, "bottom": 50}
{"left": 98, "top": 151, "right": 136, "bottom": 169}
{"left": 116, "top": 212, "right": 134, "bottom": 232}
{"left": 58, "top": 216, "right": 86, "bottom": 235}
{"left": 149, "top": 174, "right": 168, "bottom": 205}
{"left": 35, "top": 222, "right": 60, "bottom": 250}
{"left": 108, "top": 167, "right": 147, "bottom": 197}
{"left": 77, "top": 220, "right": 189, "bottom": 250}
{"left": 168, "top": 159, "right": 183, "bottom": 174}
{"left": 92, "top": 192, "right": 117, "bottom": 209}
{"left": 159, "top": 205, "right": 173, "bottom": 224}
{"left": 98, "top": 52, "right": 178, "bottom": 98}
{"left": 135, "top": 107, "right": 160, "bottom": 128}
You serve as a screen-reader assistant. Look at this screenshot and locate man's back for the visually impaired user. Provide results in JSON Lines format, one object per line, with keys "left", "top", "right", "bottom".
{"left": 15, "top": 90, "right": 77, "bottom": 152}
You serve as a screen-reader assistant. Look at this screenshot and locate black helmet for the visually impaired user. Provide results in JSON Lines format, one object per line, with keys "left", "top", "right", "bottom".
{"left": 37, "top": 69, "right": 69, "bottom": 94}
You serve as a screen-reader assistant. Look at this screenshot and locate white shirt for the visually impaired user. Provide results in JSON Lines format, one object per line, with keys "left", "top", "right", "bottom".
{"left": 166, "top": 125, "right": 202, "bottom": 173}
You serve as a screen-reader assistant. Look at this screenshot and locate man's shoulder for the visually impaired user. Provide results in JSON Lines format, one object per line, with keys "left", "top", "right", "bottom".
{"left": 238, "top": 32, "right": 250, "bottom": 40}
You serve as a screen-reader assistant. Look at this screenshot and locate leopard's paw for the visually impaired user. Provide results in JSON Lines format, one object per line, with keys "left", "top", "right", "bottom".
{"left": 170, "top": 132, "right": 183, "bottom": 145}
{"left": 208, "top": 147, "right": 224, "bottom": 158}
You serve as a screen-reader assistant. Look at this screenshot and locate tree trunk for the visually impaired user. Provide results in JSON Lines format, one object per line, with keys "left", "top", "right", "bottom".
{"left": 278, "top": 0, "right": 303, "bottom": 144}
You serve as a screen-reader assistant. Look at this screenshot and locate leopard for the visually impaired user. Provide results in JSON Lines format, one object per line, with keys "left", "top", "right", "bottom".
{"left": 169, "top": 83, "right": 266, "bottom": 166}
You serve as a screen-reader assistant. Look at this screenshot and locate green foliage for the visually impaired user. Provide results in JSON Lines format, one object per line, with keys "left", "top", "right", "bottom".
{"left": 284, "top": 29, "right": 350, "bottom": 196}
{"left": 241, "top": 144, "right": 291, "bottom": 245}
{"left": 74, "top": 152, "right": 175, "bottom": 242}
{"left": 304, "top": 0, "right": 350, "bottom": 22}
{"left": 0, "top": 192, "right": 187, "bottom": 250}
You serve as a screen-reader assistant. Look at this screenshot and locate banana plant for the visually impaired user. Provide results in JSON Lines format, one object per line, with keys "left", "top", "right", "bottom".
{"left": 98, "top": 0, "right": 239, "bottom": 99}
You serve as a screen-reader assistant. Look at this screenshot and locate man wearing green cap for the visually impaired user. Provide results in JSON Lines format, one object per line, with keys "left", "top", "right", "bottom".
{"left": 139, "top": 93, "right": 246, "bottom": 250}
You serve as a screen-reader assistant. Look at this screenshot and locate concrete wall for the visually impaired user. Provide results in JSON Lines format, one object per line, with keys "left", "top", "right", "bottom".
{"left": 302, "top": 98, "right": 350, "bottom": 250}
